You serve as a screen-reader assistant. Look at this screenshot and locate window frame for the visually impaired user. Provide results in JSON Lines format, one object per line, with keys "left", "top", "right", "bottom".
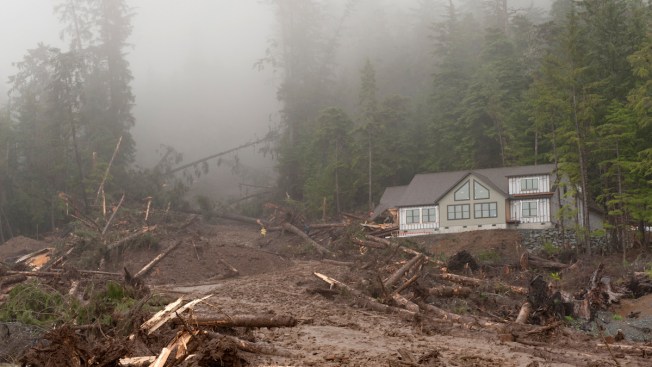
{"left": 454, "top": 181, "right": 470, "bottom": 201}
{"left": 405, "top": 208, "right": 420, "bottom": 224}
{"left": 422, "top": 208, "right": 436, "bottom": 223}
{"left": 474, "top": 202, "right": 497, "bottom": 218}
{"left": 473, "top": 180, "right": 490, "bottom": 200}
{"left": 447, "top": 204, "right": 470, "bottom": 220}
{"left": 521, "top": 178, "right": 539, "bottom": 192}
{"left": 521, "top": 201, "right": 538, "bottom": 218}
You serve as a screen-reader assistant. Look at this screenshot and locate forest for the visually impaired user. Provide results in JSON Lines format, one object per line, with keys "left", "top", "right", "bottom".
{"left": 0, "top": 0, "right": 651, "bottom": 255}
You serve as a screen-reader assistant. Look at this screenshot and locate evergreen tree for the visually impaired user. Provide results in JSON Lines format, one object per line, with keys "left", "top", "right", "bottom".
{"left": 3, "top": 0, "right": 137, "bottom": 234}
{"left": 261, "top": 0, "right": 340, "bottom": 200}
{"left": 302, "top": 108, "right": 355, "bottom": 216}
{"left": 358, "top": 59, "right": 379, "bottom": 211}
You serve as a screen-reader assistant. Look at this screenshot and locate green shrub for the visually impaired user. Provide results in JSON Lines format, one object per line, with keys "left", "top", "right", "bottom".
{"left": 0, "top": 281, "right": 73, "bottom": 326}
{"left": 542, "top": 241, "right": 559, "bottom": 256}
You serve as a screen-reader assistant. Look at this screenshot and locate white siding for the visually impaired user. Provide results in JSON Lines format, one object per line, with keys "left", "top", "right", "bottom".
{"left": 399, "top": 206, "right": 439, "bottom": 232}
{"left": 508, "top": 175, "right": 550, "bottom": 195}
{"left": 510, "top": 198, "right": 551, "bottom": 223}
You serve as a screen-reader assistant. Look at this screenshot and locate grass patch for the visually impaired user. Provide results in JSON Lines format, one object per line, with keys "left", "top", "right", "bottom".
{"left": 477, "top": 249, "right": 500, "bottom": 263}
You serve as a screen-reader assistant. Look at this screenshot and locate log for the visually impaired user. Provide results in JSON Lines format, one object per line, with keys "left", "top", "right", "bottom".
{"left": 314, "top": 272, "right": 416, "bottom": 320}
{"left": 217, "top": 212, "right": 267, "bottom": 226}
{"left": 0, "top": 274, "right": 27, "bottom": 289}
{"left": 368, "top": 226, "right": 398, "bottom": 237}
{"left": 365, "top": 235, "right": 444, "bottom": 265}
{"left": 515, "top": 302, "right": 532, "bottom": 324}
{"left": 141, "top": 295, "right": 212, "bottom": 335}
{"left": 14, "top": 248, "right": 53, "bottom": 264}
{"left": 216, "top": 257, "right": 239, "bottom": 275}
{"left": 282, "top": 222, "right": 332, "bottom": 256}
{"left": 434, "top": 273, "right": 528, "bottom": 295}
{"left": 267, "top": 222, "right": 349, "bottom": 232}
{"left": 526, "top": 252, "right": 569, "bottom": 270}
{"left": 102, "top": 193, "right": 125, "bottom": 235}
{"left": 151, "top": 330, "right": 196, "bottom": 367}
{"left": 119, "top": 356, "right": 155, "bottom": 367}
{"left": 141, "top": 297, "right": 184, "bottom": 332}
{"left": 416, "top": 300, "right": 499, "bottom": 329}
{"left": 351, "top": 237, "right": 386, "bottom": 249}
{"left": 178, "top": 315, "right": 297, "bottom": 328}
{"left": 390, "top": 293, "right": 419, "bottom": 313}
{"left": 322, "top": 259, "right": 354, "bottom": 267}
{"left": 307, "top": 222, "right": 348, "bottom": 229}
{"left": 206, "top": 332, "right": 296, "bottom": 357}
{"left": 5, "top": 269, "right": 122, "bottom": 277}
{"left": 43, "top": 246, "right": 75, "bottom": 271}
{"left": 393, "top": 273, "right": 421, "bottom": 295}
{"left": 107, "top": 225, "right": 157, "bottom": 251}
{"left": 4, "top": 270, "right": 60, "bottom": 277}
{"left": 168, "top": 134, "right": 275, "bottom": 175}
{"left": 384, "top": 254, "right": 424, "bottom": 289}
{"left": 433, "top": 272, "right": 481, "bottom": 287}
{"left": 95, "top": 136, "right": 123, "bottom": 204}
{"left": 134, "top": 240, "right": 182, "bottom": 279}
{"left": 365, "top": 234, "right": 392, "bottom": 247}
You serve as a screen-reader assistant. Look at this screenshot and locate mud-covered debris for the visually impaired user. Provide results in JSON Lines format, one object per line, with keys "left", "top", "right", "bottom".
{"left": 446, "top": 250, "right": 478, "bottom": 272}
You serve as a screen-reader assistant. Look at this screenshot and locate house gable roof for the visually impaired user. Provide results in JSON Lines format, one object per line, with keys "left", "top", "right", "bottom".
{"left": 432, "top": 172, "right": 508, "bottom": 204}
{"left": 396, "top": 164, "right": 556, "bottom": 207}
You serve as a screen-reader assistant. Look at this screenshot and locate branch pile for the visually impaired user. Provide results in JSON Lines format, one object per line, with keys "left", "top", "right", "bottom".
{"left": 16, "top": 294, "right": 300, "bottom": 366}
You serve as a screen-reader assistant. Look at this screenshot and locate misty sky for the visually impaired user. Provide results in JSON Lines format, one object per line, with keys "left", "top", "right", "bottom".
{"left": 0, "top": 0, "right": 553, "bottom": 199}
{"left": 0, "top": 0, "right": 278, "bottom": 197}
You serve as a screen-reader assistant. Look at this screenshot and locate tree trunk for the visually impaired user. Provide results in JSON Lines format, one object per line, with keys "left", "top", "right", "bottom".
{"left": 550, "top": 120, "right": 567, "bottom": 248}
{"left": 368, "top": 129, "right": 373, "bottom": 211}
{"left": 571, "top": 91, "right": 591, "bottom": 253}
{"left": 174, "top": 315, "right": 297, "bottom": 328}
{"left": 334, "top": 140, "right": 341, "bottom": 214}
{"left": 281, "top": 222, "right": 332, "bottom": 256}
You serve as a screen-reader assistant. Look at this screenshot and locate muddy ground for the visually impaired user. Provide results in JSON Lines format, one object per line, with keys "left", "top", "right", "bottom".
{"left": 2, "top": 219, "right": 652, "bottom": 366}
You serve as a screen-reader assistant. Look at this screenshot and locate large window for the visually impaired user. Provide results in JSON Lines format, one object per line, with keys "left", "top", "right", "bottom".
{"left": 474, "top": 181, "right": 490, "bottom": 199}
{"left": 447, "top": 204, "right": 470, "bottom": 220}
{"left": 521, "top": 178, "right": 539, "bottom": 191}
{"left": 454, "top": 181, "right": 470, "bottom": 201}
{"left": 474, "top": 202, "right": 497, "bottom": 218}
{"left": 406, "top": 209, "right": 420, "bottom": 224}
{"left": 522, "top": 201, "right": 538, "bottom": 217}
{"left": 422, "top": 208, "right": 436, "bottom": 223}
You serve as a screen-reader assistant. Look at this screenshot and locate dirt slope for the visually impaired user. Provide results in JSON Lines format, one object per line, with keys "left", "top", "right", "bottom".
{"left": 129, "top": 220, "right": 648, "bottom": 366}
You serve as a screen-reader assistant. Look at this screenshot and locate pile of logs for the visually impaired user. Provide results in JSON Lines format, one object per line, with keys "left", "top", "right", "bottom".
{"left": 18, "top": 294, "right": 300, "bottom": 366}
{"left": 121, "top": 295, "right": 299, "bottom": 366}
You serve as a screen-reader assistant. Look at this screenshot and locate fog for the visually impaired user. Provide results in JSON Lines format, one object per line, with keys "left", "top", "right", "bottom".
{"left": 0, "top": 0, "right": 278, "bottom": 200}
{"left": 0, "top": 0, "right": 553, "bottom": 201}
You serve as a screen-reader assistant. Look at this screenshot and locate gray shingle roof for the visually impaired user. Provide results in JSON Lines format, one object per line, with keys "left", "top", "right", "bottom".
{"left": 373, "top": 185, "right": 407, "bottom": 217}
{"left": 396, "top": 164, "right": 557, "bottom": 207}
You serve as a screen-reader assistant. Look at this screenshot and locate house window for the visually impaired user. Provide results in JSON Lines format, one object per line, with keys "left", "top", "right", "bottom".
{"left": 521, "top": 178, "right": 539, "bottom": 191}
{"left": 406, "top": 209, "right": 420, "bottom": 224}
{"left": 474, "top": 202, "right": 497, "bottom": 218}
{"left": 522, "top": 201, "right": 538, "bottom": 217}
{"left": 447, "top": 204, "right": 470, "bottom": 220}
{"left": 474, "top": 181, "right": 490, "bottom": 199}
{"left": 422, "top": 208, "right": 436, "bottom": 223}
{"left": 454, "top": 181, "right": 470, "bottom": 201}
